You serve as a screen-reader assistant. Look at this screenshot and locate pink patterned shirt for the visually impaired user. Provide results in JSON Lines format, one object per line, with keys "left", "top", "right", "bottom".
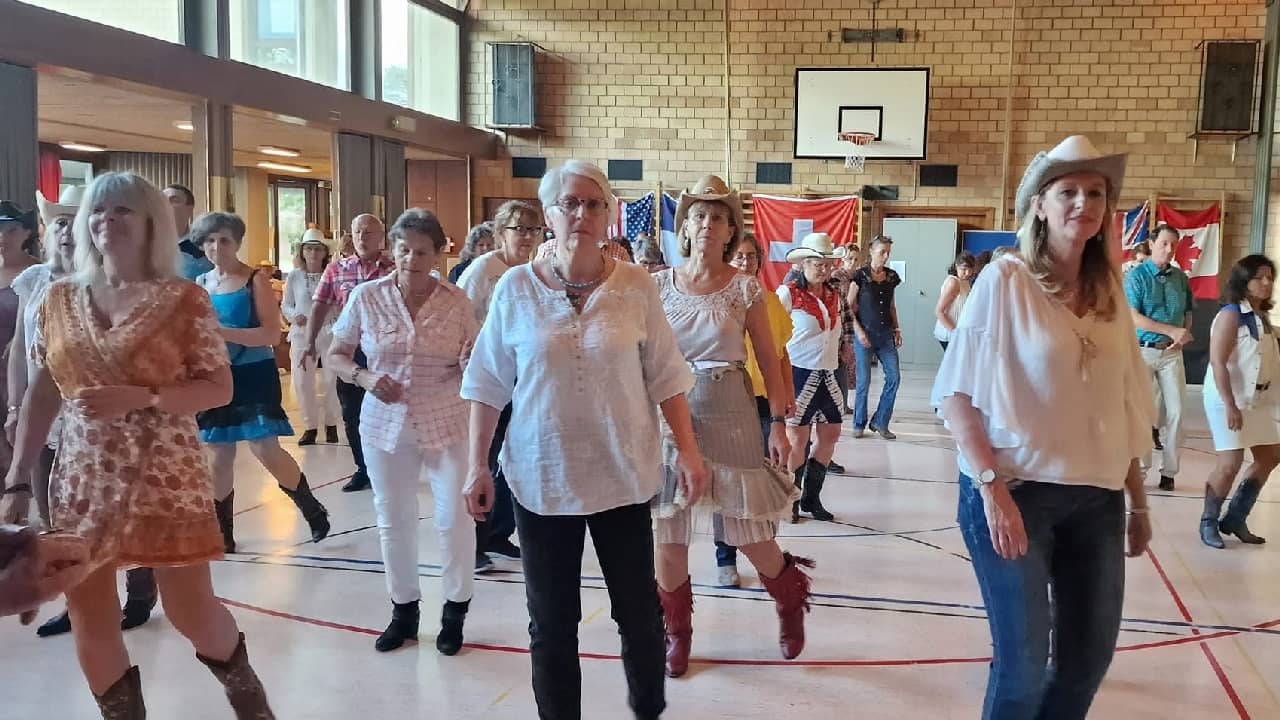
{"left": 331, "top": 274, "right": 478, "bottom": 452}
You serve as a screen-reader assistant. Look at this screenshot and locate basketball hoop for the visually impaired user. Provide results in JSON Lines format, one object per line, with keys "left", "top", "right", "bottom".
{"left": 838, "top": 131, "right": 877, "bottom": 172}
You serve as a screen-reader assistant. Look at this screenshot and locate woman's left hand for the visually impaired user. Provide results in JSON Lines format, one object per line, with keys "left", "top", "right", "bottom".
{"left": 71, "top": 386, "right": 148, "bottom": 421}
{"left": 767, "top": 423, "right": 790, "bottom": 468}
{"left": 893, "top": 329, "right": 904, "bottom": 348}
{"left": 674, "top": 449, "right": 710, "bottom": 507}
{"left": 1126, "top": 512, "right": 1152, "bottom": 558}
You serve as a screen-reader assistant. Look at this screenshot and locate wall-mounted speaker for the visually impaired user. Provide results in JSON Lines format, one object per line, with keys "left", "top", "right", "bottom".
{"left": 1199, "top": 40, "right": 1258, "bottom": 133}
{"left": 608, "top": 159, "right": 643, "bottom": 181}
{"left": 491, "top": 42, "right": 538, "bottom": 128}
{"left": 919, "top": 164, "right": 958, "bottom": 187}
{"left": 511, "top": 157, "right": 547, "bottom": 179}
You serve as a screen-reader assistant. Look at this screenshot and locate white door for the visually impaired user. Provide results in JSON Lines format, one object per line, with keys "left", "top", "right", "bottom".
{"left": 881, "top": 218, "right": 958, "bottom": 368}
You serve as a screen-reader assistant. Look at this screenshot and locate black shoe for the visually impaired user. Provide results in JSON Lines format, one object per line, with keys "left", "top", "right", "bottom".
{"left": 215, "top": 492, "right": 236, "bottom": 554}
{"left": 120, "top": 568, "right": 157, "bottom": 631}
{"left": 799, "top": 458, "right": 835, "bottom": 522}
{"left": 325, "top": 425, "right": 339, "bottom": 444}
{"left": 827, "top": 460, "right": 846, "bottom": 475}
{"left": 341, "top": 471, "right": 371, "bottom": 493}
{"left": 280, "top": 474, "right": 331, "bottom": 543}
{"left": 1152, "top": 427, "right": 1163, "bottom": 451}
{"left": 435, "top": 599, "right": 470, "bottom": 656}
{"left": 375, "top": 600, "right": 420, "bottom": 652}
{"left": 486, "top": 537, "right": 521, "bottom": 559}
{"left": 1158, "top": 476, "right": 1175, "bottom": 492}
{"left": 36, "top": 610, "right": 71, "bottom": 638}
{"left": 475, "top": 552, "right": 495, "bottom": 573}
{"left": 297, "top": 429, "right": 318, "bottom": 446}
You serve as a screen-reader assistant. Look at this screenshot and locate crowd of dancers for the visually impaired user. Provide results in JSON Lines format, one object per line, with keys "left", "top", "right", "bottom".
{"left": 0, "top": 133, "right": 1274, "bottom": 720}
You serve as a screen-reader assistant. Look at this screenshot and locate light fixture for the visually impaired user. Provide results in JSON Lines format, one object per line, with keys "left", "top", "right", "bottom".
{"left": 257, "top": 145, "right": 301, "bottom": 158}
{"left": 173, "top": 120, "right": 194, "bottom": 131}
{"left": 59, "top": 141, "right": 106, "bottom": 152}
{"left": 257, "top": 161, "right": 311, "bottom": 173}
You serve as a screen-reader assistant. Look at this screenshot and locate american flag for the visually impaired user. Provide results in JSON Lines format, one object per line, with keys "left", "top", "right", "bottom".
{"left": 624, "top": 192, "right": 656, "bottom": 240}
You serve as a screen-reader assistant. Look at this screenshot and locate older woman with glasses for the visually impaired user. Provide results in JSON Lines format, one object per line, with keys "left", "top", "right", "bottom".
{"left": 933, "top": 136, "right": 1154, "bottom": 719}
{"left": 282, "top": 229, "right": 340, "bottom": 446}
{"left": 449, "top": 222, "right": 495, "bottom": 284}
{"left": 462, "top": 160, "right": 706, "bottom": 720}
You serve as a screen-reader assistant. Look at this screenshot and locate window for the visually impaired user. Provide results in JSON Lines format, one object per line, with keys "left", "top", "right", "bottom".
{"left": 229, "top": 0, "right": 350, "bottom": 91}
{"left": 381, "top": 0, "right": 461, "bottom": 121}
{"left": 19, "top": 0, "right": 182, "bottom": 42}
{"left": 59, "top": 160, "right": 93, "bottom": 195}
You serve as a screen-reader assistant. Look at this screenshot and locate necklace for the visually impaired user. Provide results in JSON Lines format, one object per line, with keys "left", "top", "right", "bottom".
{"left": 552, "top": 261, "right": 606, "bottom": 313}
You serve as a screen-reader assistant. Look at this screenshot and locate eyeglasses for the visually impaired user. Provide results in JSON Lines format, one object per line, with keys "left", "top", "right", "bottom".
{"left": 505, "top": 225, "right": 545, "bottom": 236}
{"left": 553, "top": 196, "right": 609, "bottom": 215}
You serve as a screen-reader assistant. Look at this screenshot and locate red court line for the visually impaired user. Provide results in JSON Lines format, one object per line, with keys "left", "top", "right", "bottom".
{"left": 1146, "top": 548, "right": 1251, "bottom": 720}
{"left": 233, "top": 475, "right": 351, "bottom": 517}
{"left": 218, "top": 594, "right": 1279, "bottom": 670}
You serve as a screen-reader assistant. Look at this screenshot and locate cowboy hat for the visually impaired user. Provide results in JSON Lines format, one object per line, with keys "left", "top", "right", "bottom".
{"left": 298, "top": 228, "right": 329, "bottom": 248}
{"left": 36, "top": 186, "right": 85, "bottom": 224}
{"left": 0, "top": 201, "right": 38, "bottom": 230}
{"left": 786, "top": 232, "right": 840, "bottom": 264}
{"left": 674, "top": 175, "right": 745, "bottom": 254}
{"left": 1014, "top": 135, "right": 1127, "bottom": 222}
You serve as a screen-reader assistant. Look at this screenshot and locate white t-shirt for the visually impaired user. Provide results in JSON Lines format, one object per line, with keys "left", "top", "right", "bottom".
{"left": 776, "top": 283, "right": 840, "bottom": 371}
{"left": 930, "top": 256, "right": 1154, "bottom": 490}
{"left": 456, "top": 250, "right": 515, "bottom": 325}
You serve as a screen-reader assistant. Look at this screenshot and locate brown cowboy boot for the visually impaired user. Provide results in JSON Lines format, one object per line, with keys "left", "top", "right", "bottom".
{"left": 657, "top": 577, "right": 694, "bottom": 678}
{"left": 759, "top": 553, "right": 816, "bottom": 660}
{"left": 196, "top": 633, "right": 276, "bottom": 719}
{"left": 94, "top": 666, "right": 145, "bottom": 719}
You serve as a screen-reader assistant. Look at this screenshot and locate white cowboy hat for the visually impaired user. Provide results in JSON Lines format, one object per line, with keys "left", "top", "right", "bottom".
{"left": 1014, "top": 135, "right": 1126, "bottom": 222}
{"left": 36, "top": 186, "right": 86, "bottom": 224}
{"left": 299, "top": 228, "right": 329, "bottom": 248}
{"left": 785, "top": 232, "right": 840, "bottom": 264}
{"left": 674, "top": 175, "right": 745, "bottom": 254}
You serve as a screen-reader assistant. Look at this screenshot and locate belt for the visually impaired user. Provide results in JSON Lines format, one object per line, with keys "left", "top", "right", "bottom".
{"left": 1139, "top": 340, "right": 1173, "bottom": 350}
{"left": 1258, "top": 383, "right": 1271, "bottom": 392}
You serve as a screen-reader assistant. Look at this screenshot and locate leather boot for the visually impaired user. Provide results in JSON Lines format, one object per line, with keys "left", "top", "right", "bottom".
{"left": 1200, "top": 486, "right": 1226, "bottom": 549}
{"left": 375, "top": 600, "right": 419, "bottom": 652}
{"left": 196, "top": 633, "right": 276, "bottom": 720}
{"left": 94, "top": 666, "right": 145, "bottom": 719}
{"left": 1219, "top": 478, "right": 1267, "bottom": 544}
{"left": 799, "top": 458, "right": 834, "bottom": 522}
{"left": 279, "top": 474, "right": 330, "bottom": 543}
{"left": 120, "top": 568, "right": 157, "bottom": 631}
{"left": 215, "top": 492, "right": 236, "bottom": 554}
{"left": 657, "top": 577, "right": 694, "bottom": 678}
{"left": 436, "top": 599, "right": 470, "bottom": 656}
{"left": 790, "top": 465, "right": 805, "bottom": 523}
{"left": 759, "top": 553, "right": 815, "bottom": 660}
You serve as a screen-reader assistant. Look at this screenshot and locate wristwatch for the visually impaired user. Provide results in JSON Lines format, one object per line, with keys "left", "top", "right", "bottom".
{"left": 975, "top": 468, "right": 999, "bottom": 486}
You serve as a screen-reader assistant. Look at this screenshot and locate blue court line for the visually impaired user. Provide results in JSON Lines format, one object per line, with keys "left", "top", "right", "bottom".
{"left": 222, "top": 551, "right": 1280, "bottom": 639}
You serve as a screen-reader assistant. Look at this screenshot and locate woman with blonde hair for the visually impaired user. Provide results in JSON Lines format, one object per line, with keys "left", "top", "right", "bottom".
{"left": 0, "top": 172, "right": 276, "bottom": 717}
{"left": 932, "top": 136, "right": 1154, "bottom": 718}
{"left": 282, "top": 229, "right": 340, "bottom": 446}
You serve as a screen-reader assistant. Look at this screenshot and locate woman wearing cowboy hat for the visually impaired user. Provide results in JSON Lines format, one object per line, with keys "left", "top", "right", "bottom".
{"left": 779, "top": 232, "right": 846, "bottom": 522}
{"left": 931, "top": 135, "right": 1154, "bottom": 719}
{"left": 652, "top": 174, "right": 815, "bottom": 678}
{"left": 283, "top": 228, "right": 341, "bottom": 446}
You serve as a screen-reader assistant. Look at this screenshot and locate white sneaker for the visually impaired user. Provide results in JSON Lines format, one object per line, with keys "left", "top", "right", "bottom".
{"left": 717, "top": 565, "right": 740, "bottom": 588}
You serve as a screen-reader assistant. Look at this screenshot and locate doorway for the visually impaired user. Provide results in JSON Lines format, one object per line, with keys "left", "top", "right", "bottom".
{"left": 269, "top": 177, "right": 327, "bottom": 272}
{"left": 881, "top": 217, "right": 958, "bottom": 368}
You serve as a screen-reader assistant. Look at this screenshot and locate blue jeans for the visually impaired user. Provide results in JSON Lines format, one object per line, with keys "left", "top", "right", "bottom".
{"left": 853, "top": 337, "right": 900, "bottom": 430}
{"left": 958, "top": 476, "right": 1126, "bottom": 720}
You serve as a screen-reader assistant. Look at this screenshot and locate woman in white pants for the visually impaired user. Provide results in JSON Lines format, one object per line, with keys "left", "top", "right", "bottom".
{"left": 328, "top": 208, "right": 479, "bottom": 656}
{"left": 283, "top": 230, "right": 341, "bottom": 445}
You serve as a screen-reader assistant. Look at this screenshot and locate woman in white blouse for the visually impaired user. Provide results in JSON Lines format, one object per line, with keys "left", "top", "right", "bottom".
{"left": 1200, "top": 254, "right": 1279, "bottom": 548}
{"left": 461, "top": 160, "right": 707, "bottom": 720}
{"left": 931, "top": 136, "right": 1154, "bottom": 720}
{"left": 328, "top": 209, "right": 478, "bottom": 657}
{"left": 282, "top": 230, "right": 340, "bottom": 446}
{"left": 933, "top": 250, "right": 976, "bottom": 350}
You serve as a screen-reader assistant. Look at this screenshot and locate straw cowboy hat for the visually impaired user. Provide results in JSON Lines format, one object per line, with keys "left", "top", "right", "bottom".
{"left": 785, "top": 232, "right": 843, "bottom": 264}
{"left": 1014, "top": 135, "right": 1127, "bottom": 222}
{"left": 298, "top": 228, "right": 330, "bottom": 249}
{"left": 36, "top": 186, "right": 86, "bottom": 224}
{"left": 674, "top": 175, "right": 746, "bottom": 252}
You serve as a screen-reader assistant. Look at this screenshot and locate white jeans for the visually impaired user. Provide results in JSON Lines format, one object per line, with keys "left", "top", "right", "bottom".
{"left": 1140, "top": 346, "right": 1185, "bottom": 477}
{"left": 364, "top": 423, "right": 475, "bottom": 604}
{"left": 290, "top": 332, "right": 341, "bottom": 430}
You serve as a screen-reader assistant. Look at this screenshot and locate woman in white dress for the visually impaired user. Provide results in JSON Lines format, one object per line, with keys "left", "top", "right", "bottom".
{"left": 933, "top": 251, "right": 976, "bottom": 350}
{"left": 282, "top": 230, "right": 340, "bottom": 446}
{"left": 1200, "top": 253, "right": 1280, "bottom": 548}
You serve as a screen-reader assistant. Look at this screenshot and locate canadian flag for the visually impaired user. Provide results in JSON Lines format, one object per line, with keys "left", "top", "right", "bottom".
{"left": 751, "top": 194, "right": 860, "bottom": 290}
{"left": 1155, "top": 203, "right": 1221, "bottom": 299}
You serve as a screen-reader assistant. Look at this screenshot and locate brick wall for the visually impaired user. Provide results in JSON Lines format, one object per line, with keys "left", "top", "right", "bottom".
{"left": 466, "top": 0, "right": 1267, "bottom": 263}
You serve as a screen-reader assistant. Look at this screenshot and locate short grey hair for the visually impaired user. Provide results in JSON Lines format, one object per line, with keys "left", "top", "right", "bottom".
{"left": 189, "top": 212, "right": 247, "bottom": 246}
{"left": 389, "top": 207, "right": 447, "bottom": 251}
{"left": 537, "top": 160, "right": 617, "bottom": 226}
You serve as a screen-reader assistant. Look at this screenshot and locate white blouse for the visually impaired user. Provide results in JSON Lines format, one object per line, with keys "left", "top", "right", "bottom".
{"left": 460, "top": 262, "right": 694, "bottom": 516}
{"left": 456, "top": 250, "right": 513, "bottom": 325}
{"left": 282, "top": 268, "right": 333, "bottom": 343}
{"left": 776, "top": 284, "right": 840, "bottom": 371}
{"left": 930, "top": 256, "right": 1154, "bottom": 490}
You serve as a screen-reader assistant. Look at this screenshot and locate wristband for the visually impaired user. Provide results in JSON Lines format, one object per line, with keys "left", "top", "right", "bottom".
{"left": 769, "top": 416, "right": 787, "bottom": 424}
{"left": 1127, "top": 507, "right": 1149, "bottom": 516}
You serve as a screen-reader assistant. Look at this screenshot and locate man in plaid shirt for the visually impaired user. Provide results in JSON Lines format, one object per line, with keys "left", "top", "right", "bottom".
{"left": 303, "top": 213, "right": 395, "bottom": 492}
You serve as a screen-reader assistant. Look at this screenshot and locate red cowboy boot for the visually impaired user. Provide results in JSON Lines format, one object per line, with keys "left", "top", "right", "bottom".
{"left": 759, "top": 553, "right": 815, "bottom": 660}
{"left": 657, "top": 577, "right": 694, "bottom": 678}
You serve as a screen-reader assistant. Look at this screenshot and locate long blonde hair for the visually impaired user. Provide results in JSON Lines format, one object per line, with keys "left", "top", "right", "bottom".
{"left": 1016, "top": 193, "right": 1121, "bottom": 320}
{"left": 73, "top": 172, "right": 179, "bottom": 284}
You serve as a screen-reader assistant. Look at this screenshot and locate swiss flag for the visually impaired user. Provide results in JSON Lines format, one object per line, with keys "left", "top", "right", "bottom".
{"left": 1156, "top": 203, "right": 1221, "bottom": 299}
{"left": 751, "top": 195, "right": 860, "bottom": 290}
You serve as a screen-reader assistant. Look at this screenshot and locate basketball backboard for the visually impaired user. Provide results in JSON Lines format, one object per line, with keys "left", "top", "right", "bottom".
{"left": 794, "top": 67, "right": 930, "bottom": 161}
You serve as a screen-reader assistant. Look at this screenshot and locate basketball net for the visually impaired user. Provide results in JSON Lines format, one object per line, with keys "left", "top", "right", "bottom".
{"left": 838, "top": 132, "right": 876, "bottom": 172}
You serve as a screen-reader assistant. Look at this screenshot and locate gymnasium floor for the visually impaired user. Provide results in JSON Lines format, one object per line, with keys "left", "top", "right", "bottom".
{"left": 4, "top": 369, "right": 1278, "bottom": 719}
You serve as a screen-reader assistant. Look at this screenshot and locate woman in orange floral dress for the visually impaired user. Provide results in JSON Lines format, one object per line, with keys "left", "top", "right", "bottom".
{"left": 1, "top": 172, "right": 275, "bottom": 719}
